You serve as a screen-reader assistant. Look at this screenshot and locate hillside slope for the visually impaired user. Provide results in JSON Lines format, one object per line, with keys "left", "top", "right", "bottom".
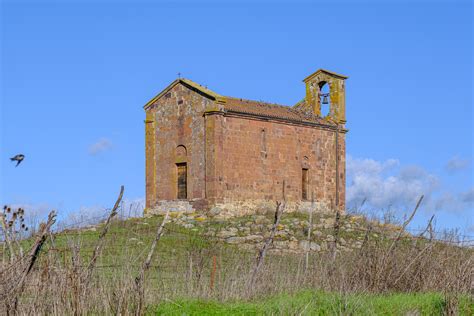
{"left": 1, "top": 208, "right": 472, "bottom": 315}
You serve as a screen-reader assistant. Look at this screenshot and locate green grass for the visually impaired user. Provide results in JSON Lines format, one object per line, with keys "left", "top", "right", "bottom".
{"left": 150, "top": 290, "right": 474, "bottom": 316}
{"left": 6, "top": 213, "right": 472, "bottom": 314}
{"left": 37, "top": 215, "right": 245, "bottom": 283}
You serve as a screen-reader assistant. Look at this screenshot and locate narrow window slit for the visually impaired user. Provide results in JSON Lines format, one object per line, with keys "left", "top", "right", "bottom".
{"left": 302, "top": 168, "right": 309, "bottom": 200}
{"left": 177, "top": 163, "right": 187, "bottom": 199}
{"left": 261, "top": 128, "right": 267, "bottom": 158}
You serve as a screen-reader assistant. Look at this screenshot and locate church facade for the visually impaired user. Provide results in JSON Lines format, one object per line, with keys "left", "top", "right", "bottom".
{"left": 144, "top": 69, "right": 348, "bottom": 216}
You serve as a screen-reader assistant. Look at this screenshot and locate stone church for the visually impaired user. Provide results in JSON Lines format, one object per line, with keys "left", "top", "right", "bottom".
{"left": 144, "top": 69, "right": 347, "bottom": 216}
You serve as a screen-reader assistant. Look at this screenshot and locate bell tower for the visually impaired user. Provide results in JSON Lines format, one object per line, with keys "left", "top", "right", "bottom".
{"left": 303, "top": 69, "right": 348, "bottom": 124}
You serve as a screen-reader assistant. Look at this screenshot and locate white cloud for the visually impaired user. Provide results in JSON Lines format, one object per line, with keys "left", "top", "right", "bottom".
{"left": 347, "top": 156, "right": 399, "bottom": 176}
{"left": 460, "top": 188, "right": 474, "bottom": 203}
{"left": 445, "top": 156, "right": 470, "bottom": 173}
{"left": 88, "top": 137, "right": 113, "bottom": 155}
{"left": 346, "top": 155, "right": 471, "bottom": 214}
{"left": 427, "top": 188, "right": 473, "bottom": 214}
{"left": 346, "top": 156, "right": 438, "bottom": 211}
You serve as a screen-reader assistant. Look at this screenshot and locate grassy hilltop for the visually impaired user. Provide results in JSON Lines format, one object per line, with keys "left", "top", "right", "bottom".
{"left": 1, "top": 206, "right": 473, "bottom": 315}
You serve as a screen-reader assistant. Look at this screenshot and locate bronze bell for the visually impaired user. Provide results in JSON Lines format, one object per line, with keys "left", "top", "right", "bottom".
{"left": 322, "top": 94, "right": 329, "bottom": 105}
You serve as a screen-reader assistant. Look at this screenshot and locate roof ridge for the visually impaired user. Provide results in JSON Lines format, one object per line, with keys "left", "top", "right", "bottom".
{"left": 223, "top": 96, "right": 336, "bottom": 127}
{"left": 225, "top": 96, "right": 290, "bottom": 108}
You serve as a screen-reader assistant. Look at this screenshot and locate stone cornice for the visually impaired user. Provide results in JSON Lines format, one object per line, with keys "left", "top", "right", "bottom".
{"left": 204, "top": 110, "right": 348, "bottom": 133}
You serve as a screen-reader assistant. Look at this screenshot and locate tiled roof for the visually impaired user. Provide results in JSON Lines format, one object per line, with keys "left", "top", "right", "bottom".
{"left": 145, "top": 78, "right": 336, "bottom": 127}
{"left": 223, "top": 97, "right": 336, "bottom": 127}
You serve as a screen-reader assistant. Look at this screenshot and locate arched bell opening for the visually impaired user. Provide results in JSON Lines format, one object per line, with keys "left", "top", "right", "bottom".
{"left": 319, "top": 82, "right": 330, "bottom": 117}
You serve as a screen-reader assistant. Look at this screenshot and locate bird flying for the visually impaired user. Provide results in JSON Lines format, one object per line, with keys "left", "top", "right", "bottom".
{"left": 10, "top": 154, "right": 25, "bottom": 167}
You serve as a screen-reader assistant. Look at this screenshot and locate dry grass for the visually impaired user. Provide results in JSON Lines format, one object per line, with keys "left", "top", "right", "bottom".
{"left": 1, "top": 192, "right": 473, "bottom": 315}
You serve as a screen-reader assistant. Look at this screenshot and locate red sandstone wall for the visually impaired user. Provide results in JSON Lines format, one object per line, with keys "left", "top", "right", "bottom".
{"left": 145, "top": 83, "right": 215, "bottom": 207}
{"left": 337, "top": 131, "right": 346, "bottom": 211}
{"left": 145, "top": 83, "right": 346, "bottom": 212}
{"left": 209, "top": 114, "right": 346, "bottom": 211}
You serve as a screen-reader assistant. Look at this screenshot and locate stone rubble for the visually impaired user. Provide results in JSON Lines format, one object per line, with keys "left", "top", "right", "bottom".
{"left": 165, "top": 211, "right": 407, "bottom": 254}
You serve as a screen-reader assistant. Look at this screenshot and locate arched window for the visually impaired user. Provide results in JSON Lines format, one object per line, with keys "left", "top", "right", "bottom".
{"left": 176, "top": 145, "right": 187, "bottom": 160}
{"left": 319, "top": 82, "right": 330, "bottom": 117}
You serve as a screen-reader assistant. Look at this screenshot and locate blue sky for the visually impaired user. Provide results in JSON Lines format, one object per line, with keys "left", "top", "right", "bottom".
{"left": 1, "top": 1, "right": 472, "bottom": 233}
